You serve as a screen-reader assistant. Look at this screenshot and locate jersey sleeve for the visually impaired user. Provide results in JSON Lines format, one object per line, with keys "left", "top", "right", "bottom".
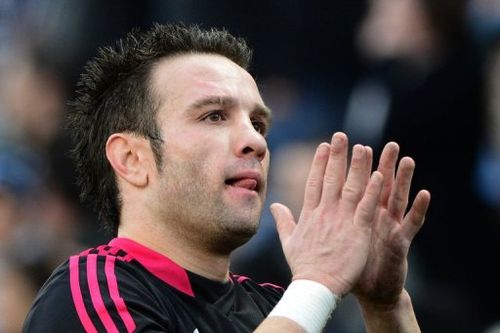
{"left": 23, "top": 254, "right": 172, "bottom": 332}
{"left": 231, "top": 274, "right": 285, "bottom": 315}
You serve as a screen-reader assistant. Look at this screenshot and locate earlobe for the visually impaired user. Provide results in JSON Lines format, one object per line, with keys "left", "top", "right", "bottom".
{"left": 106, "top": 133, "right": 150, "bottom": 187}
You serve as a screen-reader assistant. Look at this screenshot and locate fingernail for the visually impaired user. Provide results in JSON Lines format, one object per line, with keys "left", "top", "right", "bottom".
{"left": 318, "top": 142, "right": 329, "bottom": 151}
{"left": 353, "top": 144, "right": 364, "bottom": 157}
{"left": 332, "top": 132, "right": 346, "bottom": 146}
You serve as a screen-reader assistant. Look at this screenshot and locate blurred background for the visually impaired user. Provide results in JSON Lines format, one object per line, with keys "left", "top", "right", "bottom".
{"left": 1, "top": 0, "right": 500, "bottom": 332}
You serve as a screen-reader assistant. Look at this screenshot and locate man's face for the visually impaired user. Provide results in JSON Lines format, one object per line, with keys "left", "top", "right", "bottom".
{"left": 148, "top": 53, "right": 271, "bottom": 254}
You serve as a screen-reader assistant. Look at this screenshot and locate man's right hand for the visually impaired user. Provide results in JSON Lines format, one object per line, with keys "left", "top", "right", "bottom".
{"left": 271, "top": 132, "right": 383, "bottom": 296}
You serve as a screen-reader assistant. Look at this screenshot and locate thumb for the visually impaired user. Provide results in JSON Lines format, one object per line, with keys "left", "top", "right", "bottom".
{"left": 270, "top": 203, "right": 296, "bottom": 245}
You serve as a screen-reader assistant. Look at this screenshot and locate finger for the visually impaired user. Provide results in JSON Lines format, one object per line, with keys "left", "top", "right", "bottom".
{"left": 388, "top": 157, "right": 415, "bottom": 221}
{"left": 339, "top": 144, "right": 370, "bottom": 213}
{"left": 377, "top": 142, "right": 399, "bottom": 205}
{"left": 354, "top": 171, "right": 384, "bottom": 227}
{"left": 302, "top": 143, "right": 330, "bottom": 210}
{"left": 270, "top": 203, "right": 297, "bottom": 245}
{"left": 363, "top": 146, "right": 373, "bottom": 189}
{"left": 401, "top": 190, "right": 431, "bottom": 240}
{"left": 321, "top": 132, "right": 348, "bottom": 204}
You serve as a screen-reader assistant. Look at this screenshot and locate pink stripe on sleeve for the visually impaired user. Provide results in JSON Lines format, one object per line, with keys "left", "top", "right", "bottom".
{"left": 69, "top": 256, "right": 98, "bottom": 333}
{"left": 233, "top": 274, "right": 250, "bottom": 283}
{"left": 259, "top": 282, "right": 285, "bottom": 292}
{"left": 87, "top": 254, "right": 119, "bottom": 333}
{"left": 105, "top": 255, "right": 137, "bottom": 333}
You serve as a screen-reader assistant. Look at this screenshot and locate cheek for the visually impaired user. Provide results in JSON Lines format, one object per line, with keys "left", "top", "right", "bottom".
{"left": 263, "top": 150, "right": 271, "bottom": 175}
{"left": 164, "top": 131, "right": 227, "bottom": 178}
{"left": 164, "top": 129, "right": 207, "bottom": 159}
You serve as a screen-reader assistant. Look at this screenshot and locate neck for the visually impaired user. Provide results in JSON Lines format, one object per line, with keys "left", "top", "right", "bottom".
{"left": 118, "top": 219, "right": 231, "bottom": 282}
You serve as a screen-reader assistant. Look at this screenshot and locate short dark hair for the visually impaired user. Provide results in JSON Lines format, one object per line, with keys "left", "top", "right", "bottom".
{"left": 67, "top": 23, "right": 252, "bottom": 234}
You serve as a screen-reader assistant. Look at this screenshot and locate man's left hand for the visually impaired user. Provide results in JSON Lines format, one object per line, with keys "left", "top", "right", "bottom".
{"left": 353, "top": 142, "right": 430, "bottom": 308}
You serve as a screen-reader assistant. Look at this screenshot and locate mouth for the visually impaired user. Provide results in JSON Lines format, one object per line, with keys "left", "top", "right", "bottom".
{"left": 225, "top": 178, "right": 258, "bottom": 191}
{"left": 225, "top": 172, "right": 262, "bottom": 193}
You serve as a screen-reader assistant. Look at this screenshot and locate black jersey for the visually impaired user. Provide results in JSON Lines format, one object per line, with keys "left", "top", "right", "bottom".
{"left": 23, "top": 237, "right": 284, "bottom": 332}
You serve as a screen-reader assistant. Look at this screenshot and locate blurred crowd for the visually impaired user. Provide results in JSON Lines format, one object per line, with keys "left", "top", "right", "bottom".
{"left": 1, "top": 0, "right": 500, "bottom": 332}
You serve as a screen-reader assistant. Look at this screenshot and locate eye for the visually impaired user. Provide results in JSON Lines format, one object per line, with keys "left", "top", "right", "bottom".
{"left": 203, "top": 111, "right": 227, "bottom": 123}
{"left": 252, "top": 119, "right": 267, "bottom": 135}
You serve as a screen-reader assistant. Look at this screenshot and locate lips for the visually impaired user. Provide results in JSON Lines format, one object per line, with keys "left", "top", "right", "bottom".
{"left": 225, "top": 171, "right": 262, "bottom": 192}
{"left": 226, "top": 178, "right": 258, "bottom": 191}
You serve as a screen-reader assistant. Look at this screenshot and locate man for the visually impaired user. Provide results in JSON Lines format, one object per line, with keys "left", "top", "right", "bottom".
{"left": 23, "top": 23, "right": 430, "bottom": 332}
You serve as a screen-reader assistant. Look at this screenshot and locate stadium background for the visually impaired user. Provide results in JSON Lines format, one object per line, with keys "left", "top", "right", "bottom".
{"left": 1, "top": 0, "right": 500, "bottom": 332}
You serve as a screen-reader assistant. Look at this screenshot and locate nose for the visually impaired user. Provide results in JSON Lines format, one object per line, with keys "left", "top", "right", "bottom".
{"left": 233, "top": 118, "right": 268, "bottom": 162}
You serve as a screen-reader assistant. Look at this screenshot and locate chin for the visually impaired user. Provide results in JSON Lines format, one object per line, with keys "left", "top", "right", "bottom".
{"left": 227, "top": 217, "right": 259, "bottom": 239}
{"left": 210, "top": 219, "right": 259, "bottom": 254}
{"left": 215, "top": 231, "right": 256, "bottom": 254}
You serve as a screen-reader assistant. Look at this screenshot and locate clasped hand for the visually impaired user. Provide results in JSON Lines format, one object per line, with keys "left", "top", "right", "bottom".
{"left": 271, "top": 132, "right": 430, "bottom": 306}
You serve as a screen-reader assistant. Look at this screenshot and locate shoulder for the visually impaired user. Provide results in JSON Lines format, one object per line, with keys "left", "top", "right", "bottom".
{"left": 24, "top": 244, "right": 156, "bottom": 333}
{"left": 23, "top": 259, "right": 82, "bottom": 332}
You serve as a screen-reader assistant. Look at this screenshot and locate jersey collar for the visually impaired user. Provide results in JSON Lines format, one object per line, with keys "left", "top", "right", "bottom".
{"left": 109, "top": 237, "right": 195, "bottom": 296}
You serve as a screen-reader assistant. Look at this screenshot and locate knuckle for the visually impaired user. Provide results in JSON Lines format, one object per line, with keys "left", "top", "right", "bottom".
{"left": 314, "top": 203, "right": 334, "bottom": 220}
{"left": 357, "top": 206, "right": 371, "bottom": 220}
{"left": 323, "top": 173, "right": 337, "bottom": 185}
{"left": 392, "top": 193, "right": 408, "bottom": 207}
{"left": 306, "top": 177, "right": 321, "bottom": 188}
{"left": 342, "top": 184, "right": 361, "bottom": 201}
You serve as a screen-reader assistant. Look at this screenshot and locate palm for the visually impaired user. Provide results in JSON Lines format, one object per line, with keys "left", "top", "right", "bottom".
{"left": 272, "top": 133, "right": 385, "bottom": 296}
{"left": 353, "top": 143, "right": 430, "bottom": 305}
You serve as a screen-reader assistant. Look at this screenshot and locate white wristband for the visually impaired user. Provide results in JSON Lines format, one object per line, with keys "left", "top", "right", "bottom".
{"left": 268, "top": 279, "right": 341, "bottom": 333}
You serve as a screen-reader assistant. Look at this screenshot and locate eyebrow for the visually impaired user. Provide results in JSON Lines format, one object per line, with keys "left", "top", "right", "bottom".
{"left": 188, "top": 95, "right": 272, "bottom": 121}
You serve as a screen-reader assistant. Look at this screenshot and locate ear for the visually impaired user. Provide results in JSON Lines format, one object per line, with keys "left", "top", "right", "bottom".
{"left": 106, "top": 133, "right": 154, "bottom": 188}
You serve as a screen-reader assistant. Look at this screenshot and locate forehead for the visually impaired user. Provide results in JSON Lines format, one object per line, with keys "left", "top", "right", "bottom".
{"left": 150, "top": 53, "right": 266, "bottom": 117}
